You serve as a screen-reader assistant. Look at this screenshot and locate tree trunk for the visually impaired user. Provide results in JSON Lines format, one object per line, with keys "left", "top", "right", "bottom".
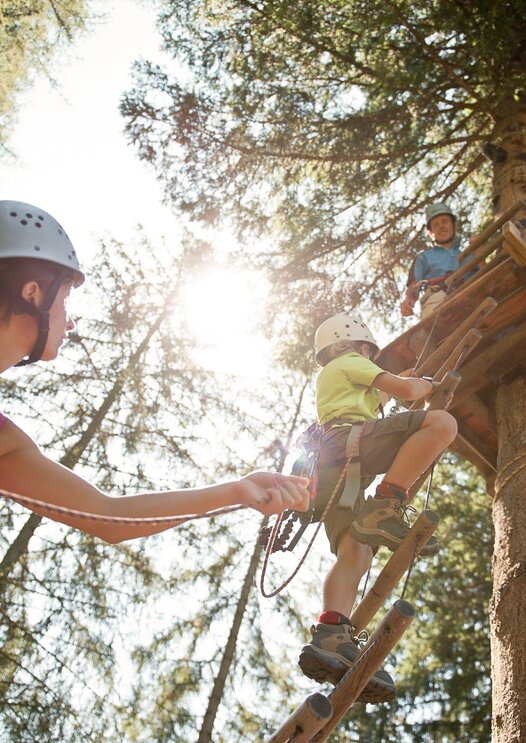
{"left": 196, "top": 531, "right": 263, "bottom": 743}
{"left": 491, "top": 377, "right": 526, "bottom": 743}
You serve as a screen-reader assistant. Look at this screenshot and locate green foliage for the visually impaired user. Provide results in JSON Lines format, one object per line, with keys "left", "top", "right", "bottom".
{"left": 0, "top": 0, "right": 95, "bottom": 148}
{"left": 121, "top": 0, "right": 526, "bottom": 321}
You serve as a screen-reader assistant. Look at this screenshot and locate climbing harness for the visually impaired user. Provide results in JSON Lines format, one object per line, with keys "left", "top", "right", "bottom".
{"left": 0, "top": 487, "right": 243, "bottom": 525}
{"left": 259, "top": 423, "right": 365, "bottom": 598}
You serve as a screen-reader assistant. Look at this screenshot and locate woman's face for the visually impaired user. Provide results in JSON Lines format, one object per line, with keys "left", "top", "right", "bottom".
{"left": 40, "top": 283, "right": 75, "bottom": 361}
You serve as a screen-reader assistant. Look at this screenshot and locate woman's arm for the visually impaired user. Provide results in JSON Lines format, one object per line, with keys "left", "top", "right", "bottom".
{"left": 0, "top": 420, "right": 310, "bottom": 544}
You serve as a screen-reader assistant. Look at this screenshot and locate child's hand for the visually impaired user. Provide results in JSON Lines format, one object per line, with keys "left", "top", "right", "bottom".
{"left": 236, "top": 472, "right": 311, "bottom": 515}
{"left": 399, "top": 368, "right": 415, "bottom": 378}
{"left": 400, "top": 298, "right": 415, "bottom": 317}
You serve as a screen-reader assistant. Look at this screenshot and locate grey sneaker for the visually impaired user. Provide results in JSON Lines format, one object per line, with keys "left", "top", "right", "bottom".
{"left": 350, "top": 496, "right": 440, "bottom": 557}
{"left": 298, "top": 622, "right": 396, "bottom": 704}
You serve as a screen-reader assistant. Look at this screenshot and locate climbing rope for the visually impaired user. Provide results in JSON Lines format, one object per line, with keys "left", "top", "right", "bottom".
{"left": 260, "top": 432, "right": 363, "bottom": 598}
{"left": 0, "top": 487, "right": 244, "bottom": 526}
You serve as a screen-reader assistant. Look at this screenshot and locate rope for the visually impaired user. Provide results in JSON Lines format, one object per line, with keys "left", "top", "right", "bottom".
{"left": 494, "top": 454, "right": 526, "bottom": 500}
{"left": 413, "top": 279, "right": 454, "bottom": 372}
{"left": 260, "top": 431, "right": 363, "bottom": 598}
{"left": 0, "top": 487, "right": 244, "bottom": 526}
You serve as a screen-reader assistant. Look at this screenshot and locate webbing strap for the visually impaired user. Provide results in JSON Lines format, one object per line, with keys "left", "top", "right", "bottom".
{"left": 339, "top": 419, "right": 375, "bottom": 509}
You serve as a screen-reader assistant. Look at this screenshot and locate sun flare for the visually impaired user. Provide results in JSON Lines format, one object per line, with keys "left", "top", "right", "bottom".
{"left": 182, "top": 266, "right": 270, "bottom": 378}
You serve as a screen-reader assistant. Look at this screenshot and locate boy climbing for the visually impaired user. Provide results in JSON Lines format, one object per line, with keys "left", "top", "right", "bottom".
{"left": 400, "top": 202, "right": 468, "bottom": 319}
{"left": 298, "top": 312, "right": 457, "bottom": 703}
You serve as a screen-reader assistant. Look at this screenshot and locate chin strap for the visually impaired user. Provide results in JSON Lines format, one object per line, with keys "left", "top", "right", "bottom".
{"left": 0, "top": 273, "right": 64, "bottom": 365}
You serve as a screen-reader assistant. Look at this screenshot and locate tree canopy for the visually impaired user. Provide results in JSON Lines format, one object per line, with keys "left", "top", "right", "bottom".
{"left": 122, "top": 0, "right": 526, "bottom": 316}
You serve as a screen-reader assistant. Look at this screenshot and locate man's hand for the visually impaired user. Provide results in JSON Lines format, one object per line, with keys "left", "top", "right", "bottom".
{"left": 400, "top": 297, "right": 415, "bottom": 317}
{"left": 236, "top": 472, "right": 311, "bottom": 516}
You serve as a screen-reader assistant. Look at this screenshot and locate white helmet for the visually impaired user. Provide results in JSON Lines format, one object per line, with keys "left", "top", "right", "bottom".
{"left": 0, "top": 200, "right": 84, "bottom": 365}
{"left": 314, "top": 313, "right": 380, "bottom": 361}
{"left": 0, "top": 200, "right": 84, "bottom": 284}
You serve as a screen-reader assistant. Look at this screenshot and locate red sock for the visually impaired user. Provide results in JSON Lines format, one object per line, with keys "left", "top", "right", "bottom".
{"left": 318, "top": 610, "right": 350, "bottom": 625}
{"left": 375, "top": 480, "right": 409, "bottom": 501}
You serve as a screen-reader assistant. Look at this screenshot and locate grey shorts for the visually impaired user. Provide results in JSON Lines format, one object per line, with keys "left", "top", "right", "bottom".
{"left": 317, "top": 410, "right": 427, "bottom": 555}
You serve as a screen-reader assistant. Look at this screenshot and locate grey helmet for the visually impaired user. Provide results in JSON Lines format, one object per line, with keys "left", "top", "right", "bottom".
{"left": 425, "top": 202, "right": 456, "bottom": 229}
{"left": 0, "top": 200, "right": 85, "bottom": 365}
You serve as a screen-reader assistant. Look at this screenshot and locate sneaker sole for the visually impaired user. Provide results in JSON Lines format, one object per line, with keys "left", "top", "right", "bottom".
{"left": 298, "top": 645, "right": 395, "bottom": 704}
{"left": 350, "top": 522, "right": 440, "bottom": 557}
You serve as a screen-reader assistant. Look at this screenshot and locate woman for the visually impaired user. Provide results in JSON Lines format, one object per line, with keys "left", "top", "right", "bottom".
{"left": 0, "top": 200, "right": 309, "bottom": 543}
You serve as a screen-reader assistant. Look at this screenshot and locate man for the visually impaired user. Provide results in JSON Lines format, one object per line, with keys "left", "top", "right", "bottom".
{"left": 400, "top": 203, "right": 465, "bottom": 319}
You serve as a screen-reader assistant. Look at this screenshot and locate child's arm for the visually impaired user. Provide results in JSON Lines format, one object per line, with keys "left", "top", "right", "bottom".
{"left": 0, "top": 420, "right": 310, "bottom": 544}
{"left": 373, "top": 372, "right": 433, "bottom": 401}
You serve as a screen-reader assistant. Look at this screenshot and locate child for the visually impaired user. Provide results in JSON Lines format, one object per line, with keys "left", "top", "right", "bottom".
{"left": 0, "top": 200, "right": 310, "bottom": 543}
{"left": 298, "top": 312, "right": 457, "bottom": 703}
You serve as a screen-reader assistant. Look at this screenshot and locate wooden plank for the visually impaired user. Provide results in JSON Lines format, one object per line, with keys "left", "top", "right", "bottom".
{"left": 266, "top": 694, "right": 332, "bottom": 743}
{"left": 449, "top": 430, "right": 497, "bottom": 476}
{"left": 459, "top": 199, "right": 526, "bottom": 259}
{"left": 312, "top": 601, "right": 415, "bottom": 742}
{"left": 350, "top": 510, "right": 439, "bottom": 633}
{"left": 503, "top": 221, "right": 526, "bottom": 267}
{"left": 456, "top": 421, "right": 497, "bottom": 470}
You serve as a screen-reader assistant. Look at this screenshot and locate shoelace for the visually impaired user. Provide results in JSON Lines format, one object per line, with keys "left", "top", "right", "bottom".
{"left": 393, "top": 501, "right": 417, "bottom": 527}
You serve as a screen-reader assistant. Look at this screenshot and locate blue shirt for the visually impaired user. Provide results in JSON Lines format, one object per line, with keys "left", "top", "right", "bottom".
{"left": 408, "top": 236, "right": 469, "bottom": 284}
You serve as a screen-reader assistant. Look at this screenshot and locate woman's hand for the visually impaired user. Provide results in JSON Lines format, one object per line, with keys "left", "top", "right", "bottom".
{"left": 235, "top": 472, "right": 311, "bottom": 515}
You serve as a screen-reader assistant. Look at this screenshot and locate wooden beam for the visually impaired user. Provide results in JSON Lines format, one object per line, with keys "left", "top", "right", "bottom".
{"left": 459, "top": 199, "right": 526, "bottom": 260}
{"left": 350, "top": 510, "right": 439, "bottom": 633}
{"left": 449, "top": 430, "right": 497, "bottom": 476}
{"left": 266, "top": 693, "right": 332, "bottom": 743}
{"left": 503, "top": 221, "right": 526, "bottom": 267}
{"left": 446, "top": 234, "right": 504, "bottom": 287}
{"left": 414, "top": 298, "right": 497, "bottom": 377}
{"left": 312, "top": 601, "right": 416, "bottom": 742}
{"left": 456, "top": 323, "right": 526, "bottom": 398}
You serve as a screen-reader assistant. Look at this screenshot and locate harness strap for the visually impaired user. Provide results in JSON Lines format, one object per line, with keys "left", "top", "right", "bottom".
{"left": 339, "top": 419, "right": 376, "bottom": 509}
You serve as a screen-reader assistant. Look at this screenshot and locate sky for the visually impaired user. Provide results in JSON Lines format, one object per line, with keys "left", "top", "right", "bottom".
{"left": 0, "top": 0, "right": 272, "bottom": 378}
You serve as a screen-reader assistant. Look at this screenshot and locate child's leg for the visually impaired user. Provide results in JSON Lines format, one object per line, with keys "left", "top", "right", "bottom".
{"left": 382, "top": 410, "right": 457, "bottom": 490}
{"left": 350, "top": 410, "right": 457, "bottom": 552}
{"left": 298, "top": 531, "right": 395, "bottom": 702}
{"left": 322, "top": 533, "right": 373, "bottom": 617}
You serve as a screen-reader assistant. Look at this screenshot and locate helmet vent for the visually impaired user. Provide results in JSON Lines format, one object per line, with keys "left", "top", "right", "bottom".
{"left": 21, "top": 219, "right": 28, "bottom": 225}
{"left": 34, "top": 246, "right": 41, "bottom": 251}
{"left": 9, "top": 211, "right": 17, "bottom": 217}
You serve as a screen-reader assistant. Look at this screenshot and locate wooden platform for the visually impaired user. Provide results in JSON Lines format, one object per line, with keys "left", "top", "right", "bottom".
{"left": 378, "top": 255, "right": 526, "bottom": 489}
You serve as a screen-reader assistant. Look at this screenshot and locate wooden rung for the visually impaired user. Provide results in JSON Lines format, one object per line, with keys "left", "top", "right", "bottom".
{"left": 350, "top": 510, "right": 440, "bottom": 633}
{"left": 459, "top": 199, "right": 526, "bottom": 260}
{"left": 312, "top": 600, "right": 416, "bottom": 742}
{"left": 414, "top": 296, "right": 497, "bottom": 377}
{"left": 426, "top": 370, "right": 461, "bottom": 411}
{"left": 503, "top": 221, "right": 526, "bottom": 267}
{"left": 266, "top": 693, "right": 332, "bottom": 743}
{"left": 410, "top": 329, "right": 481, "bottom": 410}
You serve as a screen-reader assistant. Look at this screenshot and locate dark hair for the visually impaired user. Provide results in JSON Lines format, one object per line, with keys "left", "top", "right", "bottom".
{"left": 0, "top": 258, "right": 76, "bottom": 322}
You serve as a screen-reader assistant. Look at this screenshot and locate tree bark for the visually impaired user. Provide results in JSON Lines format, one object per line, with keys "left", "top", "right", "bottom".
{"left": 491, "top": 376, "right": 526, "bottom": 743}
{"left": 196, "top": 531, "right": 263, "bottom": 743}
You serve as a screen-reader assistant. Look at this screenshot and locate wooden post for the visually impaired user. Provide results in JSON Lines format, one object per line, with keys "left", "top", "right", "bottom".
{"left": 350, "top": 510, "right": 439, "bottom": 633}
{"left": 458, "top": 199, "right": 525, "bottom": 259}
{"left": 311, "top": 601, "right": 416, "bottom": 742}
{"left": 414, "top": 297, "right": 497, "bottom": 377}
{"left": 445, "top": 233, "right": 503, "bottom": 287}
{"left": 266, "top": 693, "right": 332, "bottom": 743}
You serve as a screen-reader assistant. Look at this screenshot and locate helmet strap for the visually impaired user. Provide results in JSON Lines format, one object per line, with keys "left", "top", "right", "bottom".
{"left": 0, "top": 274, "right": 64, "bottom": 366}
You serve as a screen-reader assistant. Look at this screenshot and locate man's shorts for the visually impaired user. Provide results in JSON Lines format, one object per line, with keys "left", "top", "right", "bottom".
{"left": 317, "top": 410, "right": 427, "bottom": 555}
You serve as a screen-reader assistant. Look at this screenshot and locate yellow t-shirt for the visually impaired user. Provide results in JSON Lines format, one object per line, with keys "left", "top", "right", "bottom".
{"left": 316, "top": 352, "right": 383, "bottom": 424}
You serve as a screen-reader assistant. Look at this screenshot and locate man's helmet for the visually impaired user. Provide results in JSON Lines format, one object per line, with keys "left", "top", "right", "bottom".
{"left": 0, "top": 200, "right": 85, "bottom": 365}
{"left": 425, "top": 202, "right": 456, "bottom": 229}
{"left": 314, "top": 313, "right": 380, "bottom": 361}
